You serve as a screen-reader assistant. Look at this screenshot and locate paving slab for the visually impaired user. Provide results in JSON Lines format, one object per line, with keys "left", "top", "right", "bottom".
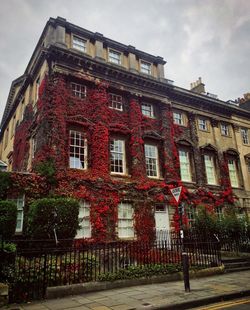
{"left": 4, "top": 270, "right": 250, "bottom": 310}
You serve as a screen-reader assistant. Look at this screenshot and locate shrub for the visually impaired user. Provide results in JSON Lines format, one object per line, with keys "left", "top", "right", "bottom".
{"left": 192, "top": 205, "right": 219, "bottom": 237}
{"left": 0, "top": 172, "right": 12, "bottom": 199}
{"left": 26, "top": 197, "right": 80, "bottom": 240}
{"left": 34, "top": 158, "right": 57, "bottom": 187}
{"left": 97, "top": 264, "right": 182, "bottom": 281}
{"left": 0, "top": 200, "right": 17, "bottom": 240}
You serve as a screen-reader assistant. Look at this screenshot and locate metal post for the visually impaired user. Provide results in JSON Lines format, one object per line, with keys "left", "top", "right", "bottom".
{"left": 178, "top": 202, "right": 191, "bottom": 292}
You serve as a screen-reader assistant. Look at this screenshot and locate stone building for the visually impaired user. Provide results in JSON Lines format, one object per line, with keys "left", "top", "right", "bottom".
{"left": 0, "top": 17, "right": 249, "bottom": 241}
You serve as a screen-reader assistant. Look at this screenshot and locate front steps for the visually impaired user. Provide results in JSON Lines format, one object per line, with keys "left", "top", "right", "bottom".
{"left": 222, "top": 257, "right": 250, "bottom": 273}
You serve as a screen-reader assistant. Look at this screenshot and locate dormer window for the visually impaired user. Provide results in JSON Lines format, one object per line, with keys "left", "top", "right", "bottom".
{"left": 72, "top": 36, "right": 86, "bottom": 53}
{"left": 140, "top": 61, "right": 151, "bottom": 75}
{"left": 71, "top": 83, "right": 86, "bottom": 99}
{"left": 108, "top": 49, "right": 121, "bottom": 65}
{"left": 141, "top": 103, "right": 154, "bottom": 118}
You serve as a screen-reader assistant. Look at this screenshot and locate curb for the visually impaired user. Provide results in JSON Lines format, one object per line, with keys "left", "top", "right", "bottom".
{"left": 149, "top": 289, "right": 250, "bottom": 310}
{"left": 46, "top": 267, "right": 224, "bottom": 299}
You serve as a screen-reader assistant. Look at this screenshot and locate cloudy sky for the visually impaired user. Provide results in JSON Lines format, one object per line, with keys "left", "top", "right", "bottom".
{"left": 0, "top": 0, "right": 249, "bottom": 121}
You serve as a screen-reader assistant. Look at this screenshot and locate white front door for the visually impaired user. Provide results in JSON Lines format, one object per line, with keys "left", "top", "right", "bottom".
{"left": 155, "top": 204, "right": 170, "bottom": 243}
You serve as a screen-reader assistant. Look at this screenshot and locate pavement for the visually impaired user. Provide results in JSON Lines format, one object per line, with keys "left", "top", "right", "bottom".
{"left": 4, "top": 270, "right": 250, "bottom": 310}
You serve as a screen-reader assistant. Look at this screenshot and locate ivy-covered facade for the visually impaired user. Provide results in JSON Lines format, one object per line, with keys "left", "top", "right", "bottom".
{"left": 0, "top": 17, "right": 250, "bottom": 242}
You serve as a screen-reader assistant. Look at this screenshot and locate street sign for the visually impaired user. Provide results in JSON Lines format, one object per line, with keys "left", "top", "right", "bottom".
{"left": 170, "top": 186, "right": 182, "bottom": 204}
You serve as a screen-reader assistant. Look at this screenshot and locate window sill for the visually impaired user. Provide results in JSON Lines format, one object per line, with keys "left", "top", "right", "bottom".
{"left": 109, "top": 107, "right": 123, "bottom": 112}
{"left": 198, "top": 129, "right": 210, "bottom": 133}
{"left": 173, "top": 123, "right": 187, "bottom": 128}
{"left": 221, "top": 134, "right": 231, "bottom": 138}
{"left": 118, "top": 237, "right": 137, "bottom": 241}
{"left": 111, "top": 173, "right": 131, "bottom": 178}
{"left": 142, "top": 115, "right": 156, "bottom": 120}
{"left": 147, "top": 176, "right": 163, "bottom": 181}
{"left": 69, "top": 167, "right": 87, "bottom": 171}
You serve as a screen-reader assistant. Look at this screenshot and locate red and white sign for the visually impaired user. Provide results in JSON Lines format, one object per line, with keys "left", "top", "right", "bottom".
{"left": 170, "top": 186, "right": 182, "bottom": 204}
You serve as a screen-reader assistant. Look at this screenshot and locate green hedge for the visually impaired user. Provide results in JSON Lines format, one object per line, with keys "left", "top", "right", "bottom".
{"left": 0, "top": 172, "right": 12, "bottom": 199}
{"left": 0, "top": 200, "right": 17, "bottom": 240}
{"left": 26, "top": 197, "right": 80, "bottom": 240}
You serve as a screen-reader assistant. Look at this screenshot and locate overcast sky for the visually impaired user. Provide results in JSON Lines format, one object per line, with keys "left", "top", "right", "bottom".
{"left": 0, "top": 0, "right": 250, "bottom": 122}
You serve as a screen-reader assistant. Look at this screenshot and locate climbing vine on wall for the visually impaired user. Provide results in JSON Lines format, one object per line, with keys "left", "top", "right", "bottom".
{"left": 10, "top": 73, "right": 238, "bottom": 241}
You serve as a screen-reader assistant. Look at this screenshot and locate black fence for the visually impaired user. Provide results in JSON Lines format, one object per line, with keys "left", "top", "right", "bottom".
{"left": 5, "top": 232, "right": 221, "bottom": 302}
{"left": 219, "top": 233, "right": 250, "bottom": 253}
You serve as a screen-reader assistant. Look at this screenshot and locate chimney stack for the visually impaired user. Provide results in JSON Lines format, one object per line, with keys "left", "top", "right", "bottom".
{"left": 190, "top": 77, "right": 205, "bottom": 94}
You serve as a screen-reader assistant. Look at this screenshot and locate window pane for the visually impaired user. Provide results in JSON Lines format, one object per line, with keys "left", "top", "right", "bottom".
{"left": 71, "top": 83, "right": 86, "bottom": 99}
{"left": 204, "top": 154, "right": 216, "bottom": 185}
{"left": 108, "top": 93, "right": 123, "bottom": 111}
{"left": 241, "top": 128, "right": 249, "bottom": 144}
{"left": 109, "top": 50, "right": 121, "bottom": 65}
{"left": 10, "top": 196, "right": 24, "bottom": 233}
{"left": 73, "top": 36, "right": 86, "bottom": 52}
{"left": 110, "top": 139, "right": 125, "bottom": 174}
{"left": 141, "top": 103, "right": 154, "bottom": 118}
{"left": 140, "top": 61, "right": 151, "bottom": 74}
{"left": 173, "top": 112, "right": 183, "bottom": 125}
{"left": 69, "top": 130, "right": 87, "bottom": 169}
{"left": 145, "top": 144, "right": 159, "bottom": 177}
{"left": 76, "top": 200, "right": 91, "bottom": 238}
{"left": 179, "top": 150, "right": 192, "bottom": 182}
{"left": 228, "top": 159, "right": 239, "bottom": 187}
{"left": 118, "top": 203, "right": 134, "bottom": 238}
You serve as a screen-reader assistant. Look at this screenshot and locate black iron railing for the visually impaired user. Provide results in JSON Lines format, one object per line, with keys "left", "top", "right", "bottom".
{"left": 4, "top": 232, "right": 222, "bottom": 302}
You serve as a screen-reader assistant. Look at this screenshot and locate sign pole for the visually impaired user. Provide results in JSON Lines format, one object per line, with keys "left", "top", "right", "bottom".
{"left": 170, "top": 186, "right": 190, "bottom": 292}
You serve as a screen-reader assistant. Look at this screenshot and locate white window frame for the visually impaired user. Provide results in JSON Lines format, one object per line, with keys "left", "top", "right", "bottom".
{"left": 186, "top": 206, "right": 197, "bottom": 227}
{"left": 179, "top": 149, "right": 192, "bottom": 182}
{"left": 76, "top": 200, "right": 91, "bottom": 239}
{"left": 108, "top": 49, "right": 122, "bottom": 65}
{"left": 144, "top": 144, "right": 160, "bottom": 178}
{"left": 10, "top": 196, "right": 25, "bottom": 233}
{"left": 228, "top": 158, "right": 239, "bottom": 188}
{"left": 221, "top": 124, "right": 229, "bottom": 136}
{"left": 118, "top": 202, "right": 134, "bottom": 238}
{"left": 110, "top": 139, "right": 126, "bottom": 175}
{"left": 71, "top": 82, "right": 87, "bottom": 99}
{"left": 72, "top": 36, "right": 87, "bottom": 53}
{"left": 204, "top": 154, "right": 217, "bottom": 185}
{"left": 31, "top": 136, "right": 37, "bottom": 159}
{"left": 173, "top": 112, "right": 184, "bottom": 126}
{"left": 198, "top": 118, "right": 208, "bottom": 131}
{"left": 35, "top": 76, "right": 40, "bottom": 102}
{"left": 215, "top": 206, "right": 223, "bottom": 221}
{"left": 140, "top": 60, "right": 151, "bottom": 75}
{"left": 108, "top": 93, "right": 123, "bottom": 111}
{"left": 69, "top": 130, "right": 87, "bottom": 170}
{"left": 241, "top": 128, "right": 249, "bottom": 145}
{"left": 141, "top": 103, "right": 154, "bottom": 118}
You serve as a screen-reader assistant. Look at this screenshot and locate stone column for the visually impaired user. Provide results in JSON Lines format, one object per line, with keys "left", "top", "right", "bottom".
{"left": 94, "top": 32, "right": 105, "bottom": 61}
{"left": 188, "top": 112, "right": 204, "bottom": 186}
{"left": 55, "top": 24, "right": 66, "bottom": 47}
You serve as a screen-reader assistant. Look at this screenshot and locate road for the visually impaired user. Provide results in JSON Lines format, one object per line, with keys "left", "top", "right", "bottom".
{"left": 193, "top": 297, "right": 250, "bottom": 309}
